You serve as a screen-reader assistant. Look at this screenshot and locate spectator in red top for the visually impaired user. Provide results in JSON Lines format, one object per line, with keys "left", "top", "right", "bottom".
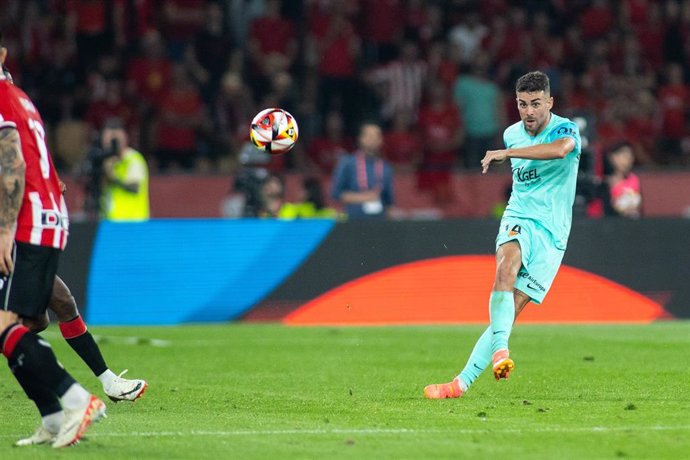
{"left": 658, "top": 63, "right": 689, "bottom": 160}
{"left": 154, "top": 65, "right": 207, "bottom": 171}
{"left": 85, "top": 79, "right": 137, "bottom": 135}
{"left": 307, "top": 111, "right": 353, "bottom": 175}
{"left": 579, "top": 0, "right": 615, "bottom": 40}
{"left": 359, "top": 0, "right": 404, "bottom": 64}
{"left": 632, "top": 2, "right": 665, "bottom": 68}
{"left": 383, "top": 110, "right": 422, "bottom": 172}
{"left": 114, "top": 0, "right": 154, "bottom": 51}
{"left": 248, "top": 0, "right": 297, "bottom": 83}
{"left": 126, "top": 30, "right": 172, "bottom": 109}
{"left": 186, "top": 2, "right": 233, "bottom": 102}
{"left": 66, "top": 0, "right": 117, "bottom": 71}
{"left": 308, "top": 0, "right": 361, "bottom": 128}
{"left": 416, "top": 83, "right": 463, "bottom": 205}
{"left": 161, "top": 0, "right": 206, "bottom": 58}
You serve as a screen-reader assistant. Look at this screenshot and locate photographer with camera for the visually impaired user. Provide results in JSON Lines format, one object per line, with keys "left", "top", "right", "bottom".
{"left": 99, "top": 119, "right": 150, "bottom": 221}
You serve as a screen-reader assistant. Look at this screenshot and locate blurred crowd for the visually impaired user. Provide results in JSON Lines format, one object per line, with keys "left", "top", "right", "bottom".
{"left": 1, "top": 0, "right": 689, "bottom": 188}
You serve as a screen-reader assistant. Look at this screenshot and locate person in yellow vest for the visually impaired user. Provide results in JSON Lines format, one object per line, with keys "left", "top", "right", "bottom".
{"left": 278, "top": 177, "right": 339, "bottom": 219}
{"left": 101, "top": 119, "right": 150, "bottom": 221}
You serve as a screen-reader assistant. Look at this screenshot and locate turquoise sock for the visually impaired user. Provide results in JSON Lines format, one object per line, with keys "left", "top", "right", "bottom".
{"left": 489, "top": 291, "right": 515, "bottom": 354}
{"left": 457, "top": 326, "right": 492, "bottom": 390}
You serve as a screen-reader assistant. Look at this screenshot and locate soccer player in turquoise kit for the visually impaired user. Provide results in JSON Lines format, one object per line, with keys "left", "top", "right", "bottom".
{"left": 424, "top": 71, "right": 581, "bottom": 399}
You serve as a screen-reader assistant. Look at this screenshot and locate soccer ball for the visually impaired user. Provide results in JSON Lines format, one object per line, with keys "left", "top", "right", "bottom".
{"left": 249, "top": 108, "right": 299, "bottom": 155}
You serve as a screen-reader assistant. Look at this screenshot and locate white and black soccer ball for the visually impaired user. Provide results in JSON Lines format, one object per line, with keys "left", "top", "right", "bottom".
{"left": 249, "top": 108, "right": 299, "bottom": 155}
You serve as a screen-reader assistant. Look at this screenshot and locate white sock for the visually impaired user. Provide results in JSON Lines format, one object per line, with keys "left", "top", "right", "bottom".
{"left": 42, "top": 411, "right": 64, "bottom": 433}
{"left": 98, "top": 369, "right": 117, "bottom": 387}
{"left": 59, "top": 383, "right": 90, "bottom": 411}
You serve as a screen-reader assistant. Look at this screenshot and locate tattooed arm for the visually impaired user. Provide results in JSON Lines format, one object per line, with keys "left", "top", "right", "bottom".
{"left": 0, "top": 127, "right": 25, "bottom": 274}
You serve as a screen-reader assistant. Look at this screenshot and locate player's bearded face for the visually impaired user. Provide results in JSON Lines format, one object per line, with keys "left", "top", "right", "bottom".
{"left": 516, "top": 91, "right": 553, "bottom": 135}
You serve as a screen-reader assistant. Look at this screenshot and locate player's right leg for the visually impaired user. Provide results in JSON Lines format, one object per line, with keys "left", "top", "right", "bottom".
{"left": 424, "top": 291, "right": 531, "bottom": 399}
{"left": 49, "top": 276, "right": 147, "bottom": 402}
{"left": 0, "top": 312, "right": 106, "bottom": 447}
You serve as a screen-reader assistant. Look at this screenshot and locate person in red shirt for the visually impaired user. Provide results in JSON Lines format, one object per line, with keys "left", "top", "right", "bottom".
{"left": 308, "top": 0, "right": 361, "bottom": 127}
{"left": 0, "top": 41, "right": 106, "bottom": 448}
{"left": 383, "top": 110, "right": 422, "bottom": 172}
{"left": 154, "top": 65, "right": 207, "bottom": 170}
{"left": 126, "top": 30, "right": 173, "bottom": 109}
{"left": 85, "top": 79, "right": 137, "bottom": 134}
{"left": 416, "top": 84, "right": 463, "bottom": 204}
{"left": 307, "top": 111, "right": 353, "bottom": 175}
{"left": 248, "top": 0, "right": 297, "bottom": 82}
{"left": 359, "top": 0, "right": 404, "bottom": 64}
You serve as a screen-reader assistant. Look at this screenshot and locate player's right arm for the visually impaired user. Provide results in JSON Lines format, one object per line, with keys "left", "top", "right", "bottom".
{"left": 0, "top": 127, "right": 25, "bottom": 274}
{"left": 481, "top": 138, "right": 575, "bottom": 174}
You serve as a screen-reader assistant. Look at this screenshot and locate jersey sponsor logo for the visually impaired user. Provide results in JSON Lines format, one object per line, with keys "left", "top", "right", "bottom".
{"left": 555, "top": 125, "right": 576, "bottom": 136}
{"left": 519, "top": 272, "right": 546, "bottom": 292}
{"left": 513, "top": 166, "right": 541, "bottom": 184}
{"left": 40, "top": 210, "right": 68, "bottom": 229}
{"left": 508, "top": 224, "right": 522, "bottom": 237}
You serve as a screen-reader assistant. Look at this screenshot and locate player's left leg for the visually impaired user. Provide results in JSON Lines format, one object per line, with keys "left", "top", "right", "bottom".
{"left": 489, "top": 241, "right": 523, "bottom": 379}
{"left": 49, "top": 276, "right": 147, "bottom": 402}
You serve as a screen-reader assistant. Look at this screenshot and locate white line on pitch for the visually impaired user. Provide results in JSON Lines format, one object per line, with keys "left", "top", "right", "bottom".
{"left": 32, "top": 425, "right": 690, "bottom": 438}
{"left": 3, "top": 425, "right": 690, "bottom": 440}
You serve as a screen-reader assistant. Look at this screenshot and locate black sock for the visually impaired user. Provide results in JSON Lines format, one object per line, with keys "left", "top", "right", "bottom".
{"left": 8, "top": 359, "right": 62, "bottom": 416}
{"left": 8, "top": 332, "right": 75, "bottom": 398}
{"left": 66, "top": 332, "right": 108, "bottom": 377}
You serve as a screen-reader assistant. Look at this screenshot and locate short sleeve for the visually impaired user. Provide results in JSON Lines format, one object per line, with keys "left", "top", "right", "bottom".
{"left": 0, "top": 89, "right": 18, "bottom": 130}
{"left": 547, "top": 121, "right": 580, "bottom": 154}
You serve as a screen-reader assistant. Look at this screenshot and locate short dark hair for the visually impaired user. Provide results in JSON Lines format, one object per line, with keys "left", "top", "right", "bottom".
{"left": 607, "top": 141, "right": 632, "bottom": 156}
{"left": 516, "top": 71, "right": 550, "bottom": 94}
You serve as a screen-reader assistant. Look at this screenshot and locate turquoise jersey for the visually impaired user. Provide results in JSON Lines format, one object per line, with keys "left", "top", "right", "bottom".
{"left": 502, "top": 113, "right": 581, "bottom": 249}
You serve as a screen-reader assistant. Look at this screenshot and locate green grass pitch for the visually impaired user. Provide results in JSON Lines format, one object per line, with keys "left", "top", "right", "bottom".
{"left": 0, "top": 322, "right": 689, "bottom": 459}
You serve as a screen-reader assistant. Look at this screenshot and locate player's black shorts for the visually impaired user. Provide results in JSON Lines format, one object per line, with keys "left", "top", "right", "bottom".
{"left": 1, "top": 242, "right": 60, "bottom": 319}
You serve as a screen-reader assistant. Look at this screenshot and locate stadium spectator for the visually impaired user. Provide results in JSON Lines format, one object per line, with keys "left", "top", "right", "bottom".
{"left": 453, "top": 55, "right": 503, "bottom": 169}
{"left": 307, "top": 111, "right": 353, "bottom": 175}
{"left": 160, "top": 0, "right": 206, "bottom": 59}
{"left": 448, "top": 10, "right": 489, "bottom": 65}
{"left": 417, "top": 83, "right": 463, "bottom": 205}
{"left": 101, "top": 119, "right": 150, "bottom": 221}
{"left": 212, "top": 71, "right": 256, "bottom": 166}
{"left": 382, "top": 110, "right": 422, "bottom": 172}
{"left": 278, "top": 177, "right": 338, "bottom": 219}
{"left": 84, "top": 79, "right": 137, "bottom": 135}
{"left": 153, "top": 65, "right": 207, "bottom": 171}
{"left": 359, "top": 0, "right": 404, "bottom": 65}
{"left": 248, "top": 0, "right": 297, "bottom": 85}
{"left": 603, "top": 142, "right": 643, "bottom": 218}
{"left": 65, "top": 0, "right": 115, "bottom": 72}
{"left": 307, "top": 0, "right": 361, "bottom": 129}
{"left": 331, "top": 122, "right": 394, "bottom": 220}
{"left": 186, "top": 1, "right": 234, "bottom": 102}
{"left": 658, "top": 63, "right": 689, "bottom": 161}
{"left": 259, "top": 174, "right": 285, "bottom": 218}
{"left": 366, "top": 40, "right": 427, "bottom": 124}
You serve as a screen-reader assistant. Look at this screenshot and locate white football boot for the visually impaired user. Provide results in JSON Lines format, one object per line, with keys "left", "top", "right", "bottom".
{"left": 52, "top": 395, "right": 106, "bottom": 448}
{"left": 16, "top": 425, "right": 57, "bottom": 446}
{"left": 104, "top": 370, "right": 148, "bottom": 402}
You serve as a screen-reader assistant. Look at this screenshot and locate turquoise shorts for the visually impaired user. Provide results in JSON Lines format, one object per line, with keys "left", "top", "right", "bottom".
{"left": 495, "top": 217, "right": 565, "bottom": 304}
